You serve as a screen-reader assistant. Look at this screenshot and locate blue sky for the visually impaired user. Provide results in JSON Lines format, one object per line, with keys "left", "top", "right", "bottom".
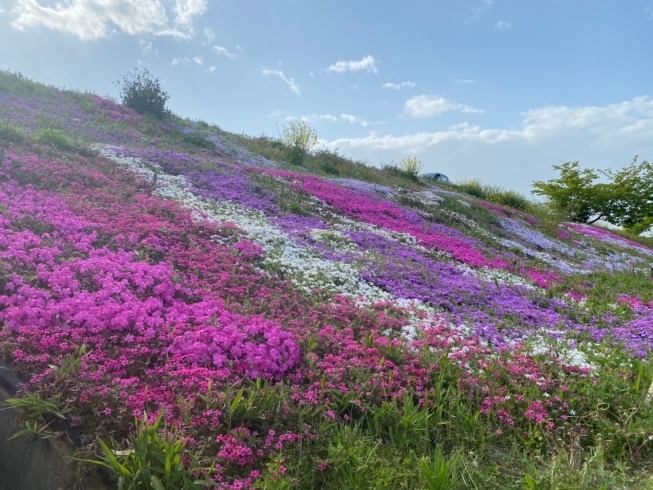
{"left": 1, "top": 0, "right": 653, "bottom": 194}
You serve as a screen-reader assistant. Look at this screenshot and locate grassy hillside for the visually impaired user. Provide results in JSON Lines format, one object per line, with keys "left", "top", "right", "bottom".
{"left": 2, "top": 71, "right": 653, "bottom": 489}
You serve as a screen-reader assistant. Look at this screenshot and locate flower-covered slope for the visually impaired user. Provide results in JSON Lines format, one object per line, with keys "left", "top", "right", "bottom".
{"left": 2, "top": 74, "right": 653, "bottom": 488}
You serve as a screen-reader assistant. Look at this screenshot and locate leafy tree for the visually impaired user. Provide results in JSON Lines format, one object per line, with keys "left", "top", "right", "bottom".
{"left": 532, "top": 162, "right": 611, "bottom": 224}
{"left": 532, "top": 158, "right": 653, "bottom": 234}
{"left": 601, "top": 158, "right": 653, "bottom": 232}
{"left": 115, "top": 68, "right": 170, "bottom": 119}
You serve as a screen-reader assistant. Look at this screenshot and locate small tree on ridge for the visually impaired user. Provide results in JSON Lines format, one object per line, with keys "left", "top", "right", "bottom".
{"left": 115, "top": 68, "right": 170, "bottom": 119}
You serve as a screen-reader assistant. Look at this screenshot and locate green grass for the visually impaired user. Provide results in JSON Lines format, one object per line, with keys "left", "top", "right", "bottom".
{"left": 453, "top": 178, "right": 532, "bottom": 212}
{"left": 233, "top": 134, "right": 425, "bottom": 188}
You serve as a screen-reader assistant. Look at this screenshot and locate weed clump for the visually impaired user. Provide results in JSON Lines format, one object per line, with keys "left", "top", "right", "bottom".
{"left": 0, "top": 124, "right": 25, "bottom": 143}
{"left": 34, "top": 128, "right": 75, "bottom": 151}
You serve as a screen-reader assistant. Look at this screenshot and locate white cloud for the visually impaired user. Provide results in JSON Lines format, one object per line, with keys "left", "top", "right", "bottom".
{"left": 271, "top": 111, "right": 372, "bottom": 127}
{"left": 340, "top": 114, "right": 369, "bottom": 127}
{"left": 382, "top": 81, "right": 416, "bottom": 90}
{"left": 11, "top": 0, "right": 207, "bottom": 40}
{"left": 0, "top": 7, "right": 4, "bottom": 13}
{"left": 646, "top": 6, "right": 653, "bottom": 19}
{"left": 403, "top": 94, "right": 484, "bottom": 118}
{"left": 457, "top": 79, "right": 475, "bottom": 84}
{"left": 301, "top": 114, "right": 339, "bottom": 123}
{"left": 139, "top": 39, "right": 158, "bottom": 56}
{"left": 203, "top": 27, "right": 214, "bottom": 42}
{"left": 171, "top": 57, "right": 190, "bottom": 66}
{"left": 262, "top": 68, "right": 300, "bottom": 95}
{"left": 193, "top": 56, "right": 203, "bottom": 65}
{"left": 316, "top": 96, "right": 653, "bottom": 195}
{"left": 309, "top": 71, "right": 315, "bottom": 77}
{"left": 208, "top": 66, "right": 216, "bottom": 73}
{"left": 173, "top": 0, "right": 207, "bottom": 27}
{"left": 471, "top": 0, "right": 493, "bottom": 19}
{"left": 496, "top": 21, "right": 512, "bottom": 30}
{"left": 321, "top": 96, "right": 653, "bottom": 152}
{"left": 211, "top": 45, "right": 236, "bottom": 58}
{"left": 327, "top": 55, "right": 378, "bottom": 74}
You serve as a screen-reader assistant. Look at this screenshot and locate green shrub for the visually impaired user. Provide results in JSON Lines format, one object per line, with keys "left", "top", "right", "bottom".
{"left": 182, "top": 132, "right": 215, "bottom": 150}
{"left": 115, "top": 68, "right": 170, "bottom": 120}
{"left": 315, "top": 149, "right": 341, "bottom": 176}
{"left": 284, "top": 144, "right": 305, "bottom": 166}
{"left": 34, "top": 128, "right": 75, "bottom": 150}
{"left": 398, "top": 156, "right": 423, "bottom": 178}
{"left": 455, "top": 179, "right": 532, "bottom": 212}
{"left": 0, "top": 124, "right": 25, "bottom": 143}
{"left": 455, "top": 179, "right": 488, "bottom": 199}
{"left": 281, "top": 121, "right": 318, "bottom": 166}
{"left": 381, "top": 162, "right": 420, "bottom": 182}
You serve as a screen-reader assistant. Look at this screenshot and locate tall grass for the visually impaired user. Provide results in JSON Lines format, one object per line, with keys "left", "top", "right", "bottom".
{"left": 234, "top": 134, "right": 425, "bottom": 188}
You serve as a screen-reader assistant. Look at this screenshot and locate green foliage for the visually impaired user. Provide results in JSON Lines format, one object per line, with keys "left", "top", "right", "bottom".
{"left": 399, "top": 156, "right": 423, "bottom": 178}
{"left": 533, "top": 159, "right": 653, "bottom": 234}
{"left": 115, "top": 68, "right": 170, "bottom": 120}
{"left": 79, "top": 411, "right": 211, "bottom": 489}
{"left": 34, "top": 127, "right": 76, "bottom": 150}
{"left": 455, "top": 178, "right": 532, "bottom": 212}
{"left": 280, "top": 121, "right": 318, "bottom": 166}
{"left": 182, "top": 132, "right": 216, "bottom": 150}
{"left": 281, "top": 121, "right": 318, "bottom": 153}
{"left": 0, "top": 124, "right": 25, "bottom": 143}
{"left": 315, "top": 148, "right": 341, "bottom": 175}
{"left": 532, "top": 162, "right": 613, "bottom": 224}
{"left": 3, "top": 393, "right": 73, "bottom": 439}
{"left": 601, "top": 158, "right": 653, "bottom": 232}
{"left": 382, "top": 162, "right": 421, "bottom": 182}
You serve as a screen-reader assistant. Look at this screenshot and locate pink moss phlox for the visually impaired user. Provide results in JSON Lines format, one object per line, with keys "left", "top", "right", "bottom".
{"left": 251, "top": 168, "right": 506, "bottom": 269}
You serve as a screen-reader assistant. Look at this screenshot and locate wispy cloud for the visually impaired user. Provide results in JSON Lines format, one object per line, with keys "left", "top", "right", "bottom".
{"left": 203, "top": 27, "right": 214, "bottom": 43}
{"left": 382, "top": 81, "right": 416, "bottom": 90}
{"left": 11, "top": 0, "right": 207, "bottom": 41}
{"left": 171, "top": 57, "right": 190, "bottom": 65}
{"left": 211, "top": 45, "right": 237, "bottom": 58}
{"left": 646, "top": 6, "right": 653, "bottom": 19}
{"left": 301, "top": 114, "right": 339, "bottom": 123}
{"left": 496, "top": 21, "right": 512, "bottom": 30}
{"left": 456, "top": 79, "right": 475, "bottom": 84}
{"left": 262, "top": 68, "right": 300, "bottom": 95}
{"left": 271, "top": 111, "right": 372, "bottom": 127}
{"left": 320, "top": 96, "right": 653, "bottom": 152}
{"left": 193, "top": 56, "right": 203, "bottom": 65}
{"left": 327, "top": 55, "right": 378, "bottom": 74}
{"left": 208, "top": 66, "right": 216, "bottom": 73}
{"left": 403, "top": 95, "right": 484, "bottom": 118}
{"left": 139, "top": 39, "right": 158, "bottom": 56}
{"left": 340, "top": 114, "right": 370, "bottom": 127}
{"left": 471, "top": 0, "right": 494, "bottom": 19}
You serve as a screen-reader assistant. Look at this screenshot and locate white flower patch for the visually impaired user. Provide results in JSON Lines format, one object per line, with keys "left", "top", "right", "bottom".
{"left": 526, "top": 336, "right": 597, "bottom": 374}
{"left": 497, "top": 237, "right": 588, "bottom": 275}
{"left": 309, "top": 229, "right": 359, "bottom": 253}
{"left": 445, "top": 210, "right": 484, "bottom": 231}
{"left": 95, "top": 145, "right": 393, "bottom": 302}
{"left": 456, "top": 199, "right": 471, "bottom": 208}
{"left": 410, "top": 190, "right": 445, "bottom": 206}
{"left": 456, "top": 263, "right": 539, "bottom": 290}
